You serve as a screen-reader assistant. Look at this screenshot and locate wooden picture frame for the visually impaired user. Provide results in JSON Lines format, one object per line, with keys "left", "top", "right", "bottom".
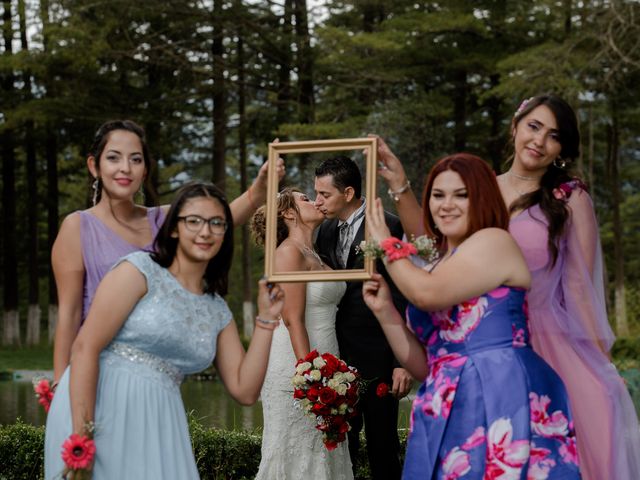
{"left": 264, "top": 137, "right": 378, "bottom": 282}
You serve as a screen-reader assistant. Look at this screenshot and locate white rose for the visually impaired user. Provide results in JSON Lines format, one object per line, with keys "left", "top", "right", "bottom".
{"left": 327, "top": 378, "right": 340, "bottom": 390}
{"left": 338, "top": 403, "right": 348, "bottom": 414}
{"left": 332, "top": 372, "right": 345, "bottom": 383}
{"left": 291, "top": 375, "right": 306, "bottom": 387}
{"left": 335, "top": 384, "right": 348, "bottom": 396}
{"left": 296, "top": 362, "right": 312, "bottom": 374}
{"left": 309, "top": 370, "right": 322, "bottom": 381}
{"left": 312, "top": 357, "right": 326, "bottom": 369}
{"left": 344, "top": 372, "right": 356, "bottom": 382}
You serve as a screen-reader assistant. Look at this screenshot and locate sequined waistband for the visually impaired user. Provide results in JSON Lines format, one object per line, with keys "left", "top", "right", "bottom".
{"left": 105, "top": 342, "right": 184, "bottom": 386}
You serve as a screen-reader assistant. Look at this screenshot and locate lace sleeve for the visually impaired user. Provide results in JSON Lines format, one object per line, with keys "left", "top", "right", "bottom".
{"left": 561, "top": 188, "right": 615, "bottom": 353}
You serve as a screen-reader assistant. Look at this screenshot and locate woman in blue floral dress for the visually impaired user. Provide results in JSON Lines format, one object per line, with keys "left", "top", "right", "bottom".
{"left": 363, "top": 154, "right": 580, "bottom": 479}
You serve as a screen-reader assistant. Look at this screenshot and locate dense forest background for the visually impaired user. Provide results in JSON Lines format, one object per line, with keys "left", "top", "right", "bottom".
{"left": 0, "top": 0, "right": 638, "bottom": 346}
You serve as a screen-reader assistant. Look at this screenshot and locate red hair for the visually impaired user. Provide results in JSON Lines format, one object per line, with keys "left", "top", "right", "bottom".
{"left": 421, "top": 153, "right": 509, "bottom": 250}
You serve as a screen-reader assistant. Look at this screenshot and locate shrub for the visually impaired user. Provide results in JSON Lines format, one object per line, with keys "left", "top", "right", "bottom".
{"left": 0, "top": 420, "right": 45, "bottom": 480}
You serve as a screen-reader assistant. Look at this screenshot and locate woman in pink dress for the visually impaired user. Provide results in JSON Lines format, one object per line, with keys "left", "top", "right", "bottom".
{"left": 373, "top": 93, "right": 640, "bottom": 479}
{"left": 52, "top": 119, "right": 284, "bottom": 385}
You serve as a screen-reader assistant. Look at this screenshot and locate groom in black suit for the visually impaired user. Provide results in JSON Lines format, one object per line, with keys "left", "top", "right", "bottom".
{"left": 314, "top": 155, "right": 411, "bottom": 480}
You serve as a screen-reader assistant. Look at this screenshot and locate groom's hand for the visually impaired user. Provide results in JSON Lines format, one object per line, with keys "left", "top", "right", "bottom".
{"left": 391, "top": 367, "right": 412, "bottom": 399}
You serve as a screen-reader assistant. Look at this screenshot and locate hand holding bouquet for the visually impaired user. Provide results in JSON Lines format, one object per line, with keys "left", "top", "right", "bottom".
{"left": 292, "top": 350, "right": 360, "bottom": 451}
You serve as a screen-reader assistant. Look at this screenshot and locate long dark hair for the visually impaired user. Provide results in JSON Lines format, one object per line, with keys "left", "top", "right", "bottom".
{"left": 422, "top": 153, "right": 509, "bottom": 252}
{"left": 89, "top": 119, "right": 158, "bottom": 205}
{"left": 152, "top": 181, "right": 233, "bottom": 296}
{"left": 507, "top": 94, "right": 580, "bottom": 265}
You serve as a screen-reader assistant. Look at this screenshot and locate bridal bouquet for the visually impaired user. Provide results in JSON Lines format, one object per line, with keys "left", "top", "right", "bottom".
{"left": 292, "top": 350, "right": 360, "bottom": 451}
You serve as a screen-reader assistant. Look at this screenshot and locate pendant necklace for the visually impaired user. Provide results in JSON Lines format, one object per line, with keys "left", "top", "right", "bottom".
{"left": 292, "top": 240, "right": 324, "bottom": 267}
{"left": 507, "top": 171, "right": 540, "bottom": 196}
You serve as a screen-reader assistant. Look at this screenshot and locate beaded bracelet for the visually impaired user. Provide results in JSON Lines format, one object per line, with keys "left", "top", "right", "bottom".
{"left": 255, "top": 315, "right": 281, "bottom": 331}
{"left": 380, "top": 237, "right": 417, "bottom": 262}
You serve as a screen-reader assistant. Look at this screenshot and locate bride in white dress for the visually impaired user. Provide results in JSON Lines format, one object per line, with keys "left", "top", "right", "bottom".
{"left": 250, "top": 188, "right": 353, "bottom": 480}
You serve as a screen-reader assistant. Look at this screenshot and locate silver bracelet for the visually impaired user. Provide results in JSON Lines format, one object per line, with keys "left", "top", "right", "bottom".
{"left": 256, "top": 315, "right": 280, "bottom": 325}
{"left": 387, "top": 180, "right": 411, "bottom": 202}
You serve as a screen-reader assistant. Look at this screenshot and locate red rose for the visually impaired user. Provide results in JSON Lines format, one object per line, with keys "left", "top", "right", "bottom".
{"left": 304, "top": 349, "right": 320, "bottom": 362}
{"left": 312, "top": 403, "right": 331, "bottom": 416}
{"left": 324, "top": 439, "right": 339, "bottom": 451}
{"left": 319, "top": 387, "right": 338, "bottom": 405}
{"left": 306, "top": 386, "right": 321, "bottom": 401}
{"left": 293, "top": 388, "right": 306, "bottom": 399}
{"left": 376, "top": 382, "right": 390, "bottom": 398}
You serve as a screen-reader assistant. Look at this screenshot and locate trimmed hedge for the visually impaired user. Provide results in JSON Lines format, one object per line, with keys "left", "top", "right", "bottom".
{"left": 0, "top": 416, "right": 406, "bottom": 480}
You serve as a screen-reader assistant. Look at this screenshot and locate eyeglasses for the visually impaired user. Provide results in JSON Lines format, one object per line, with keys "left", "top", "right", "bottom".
{"left": 178, "top": 215, "right": 228, "bottom": 235}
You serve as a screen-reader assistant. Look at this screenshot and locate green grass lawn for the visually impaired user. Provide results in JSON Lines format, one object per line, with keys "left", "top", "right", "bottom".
{"left": 0, "top": 344, "right": 53, "bottom": 373}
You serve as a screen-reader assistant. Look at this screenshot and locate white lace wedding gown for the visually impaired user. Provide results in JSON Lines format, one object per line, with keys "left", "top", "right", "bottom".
{"left": 256, "top": 281, "right": 353, "bottom": 480}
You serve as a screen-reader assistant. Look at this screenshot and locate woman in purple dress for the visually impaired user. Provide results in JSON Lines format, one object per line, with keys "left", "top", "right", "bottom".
{"left": 363, "top": 154, "right": 580, "bottom": 479}
{"left": 374, "top": 94, "right": 640, "bottom": 478}
{"left": 496, "top": 94, "right": 640, "bottom": 479}
{"left": 52, "top": 120, "right": 284, "bottom": 385}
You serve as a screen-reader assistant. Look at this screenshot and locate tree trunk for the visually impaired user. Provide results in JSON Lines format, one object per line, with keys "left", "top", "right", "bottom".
{"left": 276, "top": 0, "right": 293, "bottom": 129}
{"left": 2, "top": 0, "right": 20, "bottom": 346}
{"left": 211, "top": 0, "right": 226, "bottom": 191}
{"left": 40, "top": 0, "right": 59, "bottom": 343}
{"left": 453, "top": 69, "right": 467, "bottom": 151}
{"left": 236, "top": 2, "right": 254, "bottom": 337}
{"left": 19, "top": 0, "right": 41, "bottom": 345}
{"left": 294, "top": 0, "right": 314, "bottom": 124}
{"left": 609, "top": 101, "right": 628, "bottom": 336}
{"left": 46, "top": 128, "right": 59, "bottom": 343}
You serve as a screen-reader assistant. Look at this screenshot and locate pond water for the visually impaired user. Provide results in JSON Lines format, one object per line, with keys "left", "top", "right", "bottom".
{"left": 0, "top": 379, "right": 414, "bottom": 431}
{"left": 3, "top": 368, "right": 639, "bottom": 430}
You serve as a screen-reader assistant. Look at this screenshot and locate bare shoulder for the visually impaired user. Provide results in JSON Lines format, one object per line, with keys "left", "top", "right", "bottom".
{"left": 463, "top": 228, "right": 517, "bottom": 251}
{"left": 52, "top": 211, "right": 82, "bottom": 258}
{"left": 275, "top": 242, "right": 305, "bottom": 271}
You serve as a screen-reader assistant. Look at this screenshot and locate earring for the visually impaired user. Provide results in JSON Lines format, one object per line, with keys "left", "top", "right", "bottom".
{"left": 553, "top": 157, "right": 567, "bottom": 169}
{"left": 138, "top": 186, "right": 145, "bottom": 204}
{"left": 92, "top": 178, "right": 100, "bottom": 206}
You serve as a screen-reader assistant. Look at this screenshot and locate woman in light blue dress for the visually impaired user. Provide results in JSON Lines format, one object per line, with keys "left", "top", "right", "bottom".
{"left": 44, "top": 182, "right": 285, "bottom": 480}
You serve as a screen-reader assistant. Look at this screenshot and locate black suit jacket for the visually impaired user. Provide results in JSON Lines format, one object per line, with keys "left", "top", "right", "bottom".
{"left": 315, "top": 211, "right": 407, "bottom": 379}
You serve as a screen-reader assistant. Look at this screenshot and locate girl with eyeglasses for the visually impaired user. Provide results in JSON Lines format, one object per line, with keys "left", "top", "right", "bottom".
{"left": 44, "top": 181, "right": 285, "bottom": 479}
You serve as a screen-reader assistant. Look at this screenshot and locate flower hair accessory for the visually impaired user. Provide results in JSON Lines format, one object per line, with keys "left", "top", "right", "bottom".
{"left": 358, "top": 234, "right": 438, "bottom": 264}
{"left": 514, "top": 97, "right": 534, "bottom": 117}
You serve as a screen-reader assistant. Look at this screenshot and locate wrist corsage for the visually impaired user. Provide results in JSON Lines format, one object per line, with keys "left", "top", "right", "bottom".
{"left": 61, "top": 421, "right": 96, "bottom": 479}
{"left": 32, "top": 377, "right": 55, "bottom": 413}
{"left": 357, "top": 235, "right": 438, "bottom": 263}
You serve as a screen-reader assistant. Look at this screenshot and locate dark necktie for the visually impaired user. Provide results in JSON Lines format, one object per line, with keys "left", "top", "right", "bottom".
{"left": 337, "top": 210, "right": 365, "bottom": 268}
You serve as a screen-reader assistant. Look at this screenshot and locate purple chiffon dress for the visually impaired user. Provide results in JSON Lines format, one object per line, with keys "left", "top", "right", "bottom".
{"left": 79, "top": 207, "right": 165, "bottom": 321}
{"left": 509, "top": 183, "right": 640, "bottom": 479}
{"left": 403, "top": 286, "right": 580, "bottom": 479}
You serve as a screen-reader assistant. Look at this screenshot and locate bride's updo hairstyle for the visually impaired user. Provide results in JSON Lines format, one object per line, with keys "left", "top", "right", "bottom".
{"left": 250, "top": 187, "right": 302, "bottom": 247}
{"left": 422, "top": 153, "right": 509, "bottom": 252}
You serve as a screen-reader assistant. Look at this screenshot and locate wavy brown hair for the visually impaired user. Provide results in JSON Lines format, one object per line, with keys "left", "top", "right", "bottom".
{"left": 250, "top": 187, "right": 302, "bottom": 247}
{"left": 507, "top": 94, "right": 581, "bottom": 265}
